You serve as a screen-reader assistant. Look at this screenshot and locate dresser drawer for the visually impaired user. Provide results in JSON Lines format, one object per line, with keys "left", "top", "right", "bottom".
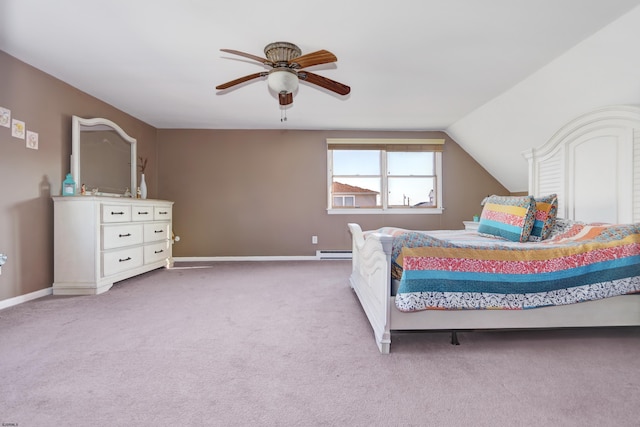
{"left": 132, "top": 205, "right": 154, "bottom": 221}
{"left": 154, "top": 206, "right": 172, "bottom": 221}
{"left": 102, "top": 246, "right": 143, "bottom": 277}
{"left": 144, "top": 241, "right": 170, "bottom": 264}
{"left": 102, "top": 224, "right": 144, "bottom": 249}
{"left": 144, "top": 222, "right": 170, "bottom": 243}
{"left": 102, "top": 204, "right": 132, "bottom": 223}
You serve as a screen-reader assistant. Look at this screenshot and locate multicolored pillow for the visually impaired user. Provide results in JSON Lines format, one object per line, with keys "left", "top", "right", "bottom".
{"left": 477, "top": 195, "right": 536, "bottom": 242}
{"left": 528, "top": 194, "right": 558, "bottom": 241}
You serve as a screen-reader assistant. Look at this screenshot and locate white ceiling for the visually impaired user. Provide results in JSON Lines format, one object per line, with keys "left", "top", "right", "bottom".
{"left": 1, "top": 0, "right": 640, "bottom": 131}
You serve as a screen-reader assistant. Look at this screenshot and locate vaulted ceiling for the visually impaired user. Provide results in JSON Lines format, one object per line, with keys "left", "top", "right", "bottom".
{"left": 2, "top": 0, "right": 639, "bottom": 132}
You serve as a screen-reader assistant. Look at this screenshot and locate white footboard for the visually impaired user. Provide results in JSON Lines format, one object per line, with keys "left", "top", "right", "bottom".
{"left": 347, "top": 223, "right": 393, "bottom": 354}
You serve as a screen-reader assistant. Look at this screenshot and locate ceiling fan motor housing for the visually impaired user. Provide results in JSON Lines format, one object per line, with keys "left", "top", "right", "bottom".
{"left": 264, "top": 42, "right": 302, "bottom": 64}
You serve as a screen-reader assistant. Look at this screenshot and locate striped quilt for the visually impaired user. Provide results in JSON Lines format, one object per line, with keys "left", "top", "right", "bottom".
{"left": 387, "top": 223, "right": 640, "bottom": 312}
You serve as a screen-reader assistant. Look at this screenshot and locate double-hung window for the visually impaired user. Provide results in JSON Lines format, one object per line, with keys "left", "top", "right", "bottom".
{"left": 327, "top": 138, "right": 444, "bottom": 214}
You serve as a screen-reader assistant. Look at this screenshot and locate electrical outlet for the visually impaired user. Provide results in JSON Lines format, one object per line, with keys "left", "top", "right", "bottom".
{"left": 312, "top": 235, "right": 318, "bottom": 244}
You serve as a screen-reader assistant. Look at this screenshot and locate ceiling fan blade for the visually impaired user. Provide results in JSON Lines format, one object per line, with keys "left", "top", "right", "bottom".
{"left": 220, "top": 49, "right": 273, "bottom": 66}
{"left": 289, "top": 50, "right": 337, "bottom": 69}
{"left": 298, "top": 72, "right": 350, "bottom": 95}
{"left": 279, "top": 92, "right": 293, "bottom": 106}
{"left": 216, "top": 72, "right": 266, "bottom": 90}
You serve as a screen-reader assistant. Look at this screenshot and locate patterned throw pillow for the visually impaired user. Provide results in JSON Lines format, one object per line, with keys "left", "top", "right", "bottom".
{"left": 477, "top": 195, "right": 536, "bottom": 243}
{"left": 528, "top": 194, "right": 558, "bottom": 241}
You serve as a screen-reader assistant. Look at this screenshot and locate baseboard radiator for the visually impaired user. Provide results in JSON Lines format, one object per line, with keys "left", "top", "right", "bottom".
{"left": 316, "top": 250, "right": 352, "bottom": 260}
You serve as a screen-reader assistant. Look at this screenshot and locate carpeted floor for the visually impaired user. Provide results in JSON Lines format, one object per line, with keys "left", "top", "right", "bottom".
{"left": 1, "top": 261, "right": 639, "bottom": 426}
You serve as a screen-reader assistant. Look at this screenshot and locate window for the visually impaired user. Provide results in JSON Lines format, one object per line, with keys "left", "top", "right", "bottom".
{"left": 327, "top": 139, "right": 444, "bottom": 214}
{"left": 333, "top": 195, "right": 355, "bottom": 207}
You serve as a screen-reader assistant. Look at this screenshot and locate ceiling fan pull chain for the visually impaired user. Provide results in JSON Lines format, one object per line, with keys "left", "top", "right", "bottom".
{"left": 281, "top": 109, "right": 287, "bottom": 122}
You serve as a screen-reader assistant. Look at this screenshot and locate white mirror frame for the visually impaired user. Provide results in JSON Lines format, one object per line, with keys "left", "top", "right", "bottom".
{"left": 71, "top": 116, "right": 137, "bottom": 197}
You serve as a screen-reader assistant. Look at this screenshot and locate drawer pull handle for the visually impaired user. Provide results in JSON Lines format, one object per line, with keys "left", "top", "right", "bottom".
{"left": 154, "top": 229, "right": 163, "bottom": 233}
{"left": 154, "top": 249, "right": 164, "bottom": 254}
{"left": 119, "top": 257, "right": 132, "bottom": 263}
{"left": 158, "top": 211, "right": 168, "bottom": 215}
{"left": 111, "top": 211, "right": 125, "bottom": 215}
{"left": 138, "top": 211, "right": 149, "bottom": 215}
{"left": 118, "top": 233, "right": 132, "bottom": 238}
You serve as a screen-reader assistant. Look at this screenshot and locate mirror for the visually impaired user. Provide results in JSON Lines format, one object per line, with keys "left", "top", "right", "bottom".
{"left": 71, "top": 116, "right": 137, "bottom": 196}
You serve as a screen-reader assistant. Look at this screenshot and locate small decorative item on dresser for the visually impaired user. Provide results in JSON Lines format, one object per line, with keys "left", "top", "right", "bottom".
{"left": 139, "top": 174, "right": 147, "bottom": 199}
{"left": 138, "top": 156, "right": 148, "bottom": 199}
{"left": 62, "top": 173, "right": 76, "bottom": 196}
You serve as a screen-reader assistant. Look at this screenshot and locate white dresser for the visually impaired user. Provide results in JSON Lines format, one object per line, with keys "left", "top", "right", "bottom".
{"left": 53, "top": 196, "right": 174, "bottom": 295}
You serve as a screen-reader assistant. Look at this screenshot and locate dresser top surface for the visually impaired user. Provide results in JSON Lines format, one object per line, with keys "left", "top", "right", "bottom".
{"left": 53, "top": 196, "right": 173, "bottom": 205}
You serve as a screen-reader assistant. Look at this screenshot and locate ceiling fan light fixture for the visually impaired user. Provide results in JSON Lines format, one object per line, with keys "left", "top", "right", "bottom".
{"left": 267, "top": 69, "right": 298, "bottom": 94}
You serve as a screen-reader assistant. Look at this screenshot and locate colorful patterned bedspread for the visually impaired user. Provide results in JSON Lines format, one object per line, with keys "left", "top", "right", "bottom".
{"left": 374, "top": 223, "right": 640, "bottom": 312}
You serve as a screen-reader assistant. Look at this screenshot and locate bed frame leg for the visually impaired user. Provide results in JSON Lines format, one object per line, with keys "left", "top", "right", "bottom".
{"left": 450, "top": 331, "right": 460, "bottom": 345}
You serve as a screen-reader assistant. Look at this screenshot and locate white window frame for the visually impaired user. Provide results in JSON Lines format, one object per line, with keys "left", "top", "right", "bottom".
{"left": 327, "top": 138, "right": 444, "bottom": 215}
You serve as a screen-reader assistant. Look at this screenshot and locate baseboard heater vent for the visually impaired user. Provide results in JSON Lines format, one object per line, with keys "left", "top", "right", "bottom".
{"left": 316, "top": 250, "right": 352, "bottom": 260}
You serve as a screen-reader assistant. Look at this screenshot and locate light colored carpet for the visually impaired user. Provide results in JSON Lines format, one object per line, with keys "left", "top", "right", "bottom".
{"left": 1, "top": 261, "right": 639, "bottom": 426}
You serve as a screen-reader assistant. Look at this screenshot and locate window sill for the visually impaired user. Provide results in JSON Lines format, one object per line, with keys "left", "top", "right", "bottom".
{"left": 327, "top": 208, "right": 444, "bottom": 215}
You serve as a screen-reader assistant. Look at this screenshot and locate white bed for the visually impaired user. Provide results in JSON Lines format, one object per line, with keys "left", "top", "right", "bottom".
{"left": 348, "top": 105, "right": 640, "bottom": 353}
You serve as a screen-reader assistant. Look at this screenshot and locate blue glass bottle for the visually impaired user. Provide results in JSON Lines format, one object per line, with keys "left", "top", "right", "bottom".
{"left": 62, "top": 173, "right": 76, "bottom": 196}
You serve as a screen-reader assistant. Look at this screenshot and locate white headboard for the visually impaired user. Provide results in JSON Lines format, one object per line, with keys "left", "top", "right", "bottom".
{"left": 522, "top": 105, "right": 640, "bottom": 224}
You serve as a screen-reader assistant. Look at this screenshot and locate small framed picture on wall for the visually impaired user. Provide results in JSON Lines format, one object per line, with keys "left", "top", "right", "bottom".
{"left": 26, "top": 130, "right": 39, "bottom": 150}
{"left": 12, "top": 119, "right": 25, "bottom": 139}
{"left": 0, "top": 107, "right": 10, "bottom": 128}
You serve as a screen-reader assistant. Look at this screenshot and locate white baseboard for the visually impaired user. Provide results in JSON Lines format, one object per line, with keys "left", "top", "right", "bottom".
{"left": 0, "top": 287, "right": 53, "bottom": 311}
{"left": 174, "top": 255, "right": 350, "bottom": 262}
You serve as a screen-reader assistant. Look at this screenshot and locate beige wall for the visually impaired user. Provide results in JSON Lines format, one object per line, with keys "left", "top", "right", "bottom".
{"left": 156, "top": 129, "right": 507, "bottom": 257}
{"left": 0, "top": 49, "right": 507, "bottom": 303}
{"left": 0, "top": 51, "right": 157, "bottom": 302}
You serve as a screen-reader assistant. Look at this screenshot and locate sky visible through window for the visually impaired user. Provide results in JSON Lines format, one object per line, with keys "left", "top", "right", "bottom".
{"left": 333, "top": 150, "right": 435, "bottom": 206}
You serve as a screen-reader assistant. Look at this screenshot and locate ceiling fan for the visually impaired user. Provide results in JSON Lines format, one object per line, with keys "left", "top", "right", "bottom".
{"left": 215, "top": 42, "right": 351, "bottom": 107}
